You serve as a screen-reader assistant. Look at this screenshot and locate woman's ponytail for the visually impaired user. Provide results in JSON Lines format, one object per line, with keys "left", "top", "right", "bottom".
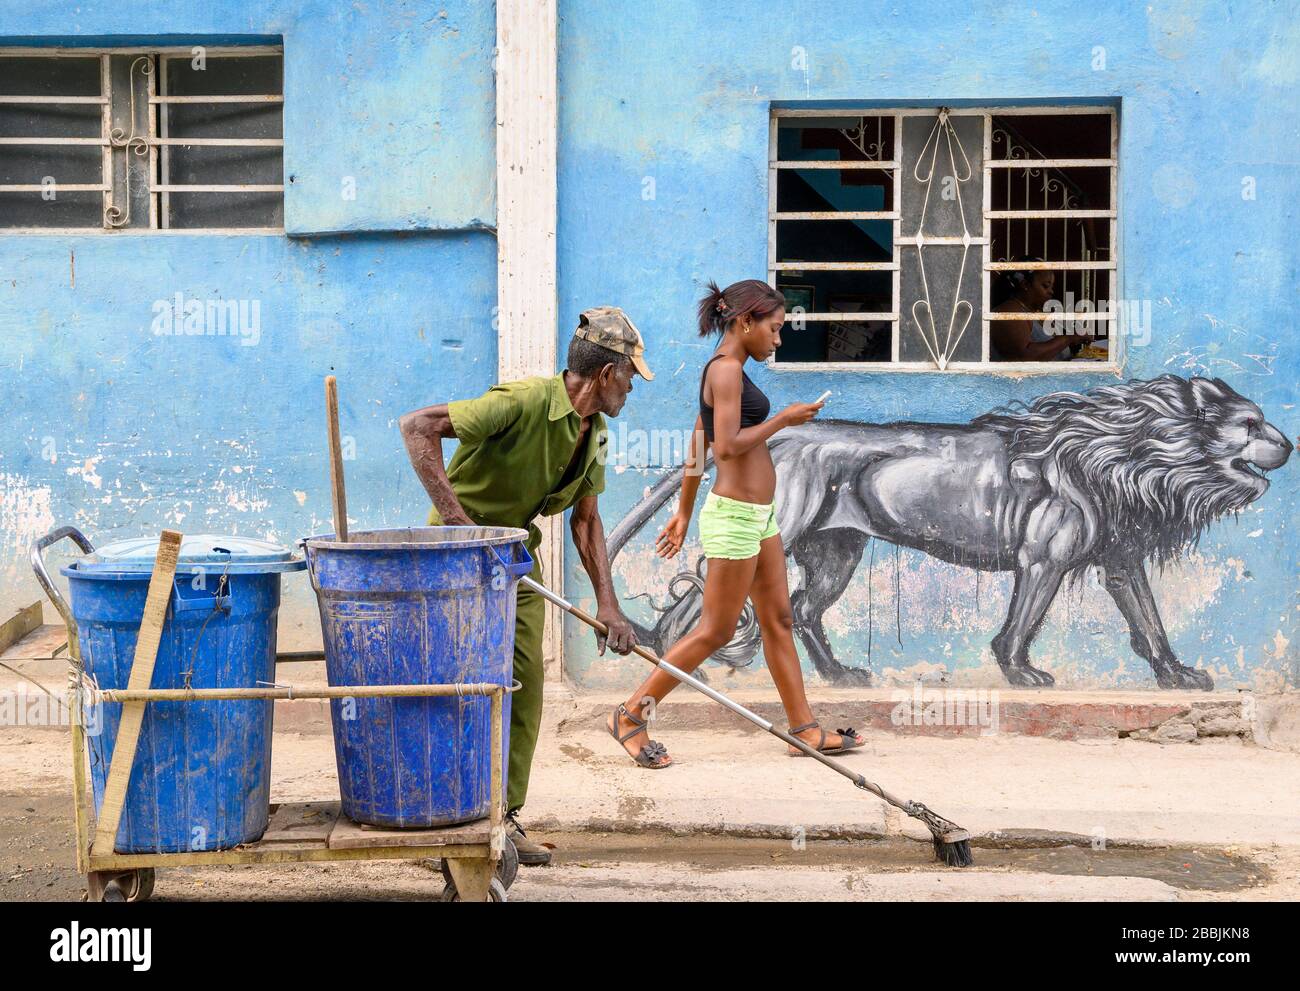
{"left": 697, "top": 280, "right": 728, "bottom": 337}
{"left": 697, "top": 279, "right": 785, "bottom": 337}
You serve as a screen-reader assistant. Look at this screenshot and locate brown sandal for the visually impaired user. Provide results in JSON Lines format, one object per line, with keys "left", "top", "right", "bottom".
{"left": 608, "top": 704, "right": 672, "bottom": 769}
{"left": 787, "top": 721, "right": 864, "bottom": 757}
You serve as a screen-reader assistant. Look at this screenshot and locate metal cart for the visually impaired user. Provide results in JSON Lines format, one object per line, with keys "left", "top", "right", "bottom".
{"left": 32, "top": 525, "right": 518, "bottom": 903}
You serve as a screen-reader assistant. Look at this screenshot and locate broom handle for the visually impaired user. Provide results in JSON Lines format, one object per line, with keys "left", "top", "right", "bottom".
{"left": 325, "top": 376, "right": 348, "bottom": 542}
{"left": 519, "top": 576, "right": 909, "bottom": 812}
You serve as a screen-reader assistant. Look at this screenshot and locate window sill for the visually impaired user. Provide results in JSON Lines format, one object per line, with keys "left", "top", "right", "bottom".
{"left": 0, "top": 228, "right": 284, "bottom": 236}
{"left": 766, "top": 359, "right": 1123, "bottom": 375}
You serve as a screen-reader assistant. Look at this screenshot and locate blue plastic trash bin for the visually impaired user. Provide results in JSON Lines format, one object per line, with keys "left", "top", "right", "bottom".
{"left": 303, "top": 527, "right": 532, "bottom": 828}
{"left": 61, "top": 534, "right": 305, "bottom": 853}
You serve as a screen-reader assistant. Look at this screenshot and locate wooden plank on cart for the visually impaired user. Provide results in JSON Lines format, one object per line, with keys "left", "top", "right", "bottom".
{"left": 327, "top": 816, "right": 491, "bottom": 851}
{"left": 0, "top": 623, "right": 67, "bottom": 663}
{"left": 260, "top": 801, "right": 340, "bottom": 845}
{"left": 90, "top": 529, "right": 183, "bottom": 858}
{"left": 0, "top": 602, "right": 43, "bottom": 654}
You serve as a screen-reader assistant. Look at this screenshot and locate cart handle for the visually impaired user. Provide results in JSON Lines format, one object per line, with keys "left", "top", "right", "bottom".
{"left": 30, "top": 525, "right": 95, "bottom": 649}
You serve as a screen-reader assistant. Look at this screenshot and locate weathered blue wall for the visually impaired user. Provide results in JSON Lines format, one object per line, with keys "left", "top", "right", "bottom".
{"left": 558, "top": 0, "right": 1299, "bottom": 691}
{"left": 2, "top": 1, "right": 1296, "bottom": 692}
{"left": 0, "top": 1, "right": 498, "bottom": 642}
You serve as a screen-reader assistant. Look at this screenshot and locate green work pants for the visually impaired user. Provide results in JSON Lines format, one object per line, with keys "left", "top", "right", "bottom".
{"left": 507, "top": 559, "right": 546, "bottom": 814}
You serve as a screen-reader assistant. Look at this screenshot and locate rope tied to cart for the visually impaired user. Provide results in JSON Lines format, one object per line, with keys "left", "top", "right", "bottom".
{"left": 181, "top": 559, "right": 231, "bottom": 691}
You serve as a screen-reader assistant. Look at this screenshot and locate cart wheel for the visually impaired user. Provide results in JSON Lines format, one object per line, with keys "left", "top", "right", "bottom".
{"left": 440, "top": 877, "right": 507, "bottom": 902}
{"left": 99, "top": 877, "right": 129, "bottom": 902}
{"left": 497, "top": 835, "right": 520, "bottom": 889}
{"left": 439, "top": 836, "right": 519, "bottom": 890}
{"left": 125, "top": 868, "right": 155, "bottom": 903}
{"left": 88, "top": 869, "right": 154, "bottom": 903}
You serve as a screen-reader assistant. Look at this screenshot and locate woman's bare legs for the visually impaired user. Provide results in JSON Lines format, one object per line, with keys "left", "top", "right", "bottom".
{"left": 748, "top": 533, "right": 856, "bottom": 753}
{"left": 607, "top": 555, "right": 757, "bottom": 764}
{"left": 607, "top": 538, "right": 858, "bottom": 762}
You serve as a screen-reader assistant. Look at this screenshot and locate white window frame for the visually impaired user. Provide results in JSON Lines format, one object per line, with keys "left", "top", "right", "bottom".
{"left": 0, "top": 45, "right": 284, "bottom": 235}
{"left": 767, "top": 105, "right": 1120, "bottom": 374}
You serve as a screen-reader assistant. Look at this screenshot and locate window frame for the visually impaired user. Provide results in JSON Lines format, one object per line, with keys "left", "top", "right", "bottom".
{"left": 0, "top": 44, "right": 285, "bottom": 236}
{"left": 767, "top": 104, "right": 1121, "bottom": 374}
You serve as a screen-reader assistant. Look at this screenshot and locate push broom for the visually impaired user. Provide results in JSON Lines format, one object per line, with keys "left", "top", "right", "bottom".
{"left": 520, "top": 576, "right": 974, "bottom": 868}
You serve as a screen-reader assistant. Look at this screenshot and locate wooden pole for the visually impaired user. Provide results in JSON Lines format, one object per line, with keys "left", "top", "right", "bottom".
{"left": 325, "top": 375, "right": 349, "bottom": 542}
{"left": 90, "top": 529, "right": 182, "bottom": 857}
{"left": 489, "top": 688, "right": 504, "bottom": 858}
{"left": 70, "top": 637, "right": 90, "bottom": 874}
{"left": 95, "top": 682, "right": 509, "bottom": 703}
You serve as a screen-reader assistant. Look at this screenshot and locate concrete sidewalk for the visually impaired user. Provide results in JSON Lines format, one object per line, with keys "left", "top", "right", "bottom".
{"left": 3, "top": 668, "right": 1299, "bottom": 900}
{"left": 526, "top": 686, "right": 1300, "bottom": 852}
{"left": 4, "top": 637, "right": 1298, "bottom": 858}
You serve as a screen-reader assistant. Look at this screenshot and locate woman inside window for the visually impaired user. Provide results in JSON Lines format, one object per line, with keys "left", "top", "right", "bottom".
{"left": 991, "top": 257, "right": 1094, "bottom": 361}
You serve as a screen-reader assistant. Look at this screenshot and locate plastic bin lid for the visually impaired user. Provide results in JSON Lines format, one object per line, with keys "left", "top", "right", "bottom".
{"left": 77, "top": 533, "right": 307, "bottom": 574}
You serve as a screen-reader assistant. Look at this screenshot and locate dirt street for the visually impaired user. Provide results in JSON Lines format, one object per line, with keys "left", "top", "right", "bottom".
{"left": 3, "top": 683, "right": 1298, "bottom": 902}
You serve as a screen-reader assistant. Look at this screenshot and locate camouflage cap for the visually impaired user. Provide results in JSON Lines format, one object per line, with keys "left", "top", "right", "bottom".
{"left": 575, "top": 306, "right": 654, "bottom": 380}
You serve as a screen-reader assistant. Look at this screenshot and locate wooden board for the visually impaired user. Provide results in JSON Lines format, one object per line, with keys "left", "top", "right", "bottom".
{"left": 260, "top": 801, "right": 340, "bottom": 845}
{"left": 0, "top": 625, "right": 68, "bottom": 663}
{"left": 90, "top": 529, "right": 182, "bottom": 857}
{"left": 328, "top": 815, "right": 490, "bottom": 851}
{"left": 0, "top": 602, "right": 43, "bottom": 655}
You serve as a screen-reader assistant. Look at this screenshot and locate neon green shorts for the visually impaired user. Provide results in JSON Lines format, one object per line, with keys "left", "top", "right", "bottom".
{"left": 698, "top": 491, "right": 780, "bottom": 560}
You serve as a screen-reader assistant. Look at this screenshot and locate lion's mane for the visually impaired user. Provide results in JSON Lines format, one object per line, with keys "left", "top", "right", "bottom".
{"left": 974, "top": 375, "right": 1258, "bottom": 563}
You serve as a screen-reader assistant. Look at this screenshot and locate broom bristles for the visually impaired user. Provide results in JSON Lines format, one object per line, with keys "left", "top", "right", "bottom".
{"left": 903, "top": 799, "right": 975, "bottom": 868}
{"left": 933, "top": 835, "right": 974, "bottom": 868}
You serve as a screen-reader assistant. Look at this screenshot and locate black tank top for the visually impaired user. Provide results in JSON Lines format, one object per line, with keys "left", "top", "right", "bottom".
{"left": 699, "top": 354, "right": 771, "bottom": 441}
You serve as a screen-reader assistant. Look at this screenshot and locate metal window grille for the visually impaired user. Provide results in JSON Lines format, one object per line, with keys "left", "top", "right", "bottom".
{"left": 0, "top": 46, "right": 284, "bottom": 233}
{"left": 768, "top": 106, "right": 1119, "bottom": 372}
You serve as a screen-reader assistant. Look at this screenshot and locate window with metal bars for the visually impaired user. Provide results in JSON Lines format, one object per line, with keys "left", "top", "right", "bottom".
{"left": 768, "top": 106, "right": 1118, "bottom": 371}
{"left": 0, "top": 46, "right": 284, "bottom": 233}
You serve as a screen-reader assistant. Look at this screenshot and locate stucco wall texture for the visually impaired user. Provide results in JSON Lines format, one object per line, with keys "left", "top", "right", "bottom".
{"left": 1, "top": 2, "right": 498, "bottom": 643}
{"left": 556, "top": 1, "right": 1298, "bottom": 691}
{"left": 1, "top": 2, "right": 1296, "bottom": 692}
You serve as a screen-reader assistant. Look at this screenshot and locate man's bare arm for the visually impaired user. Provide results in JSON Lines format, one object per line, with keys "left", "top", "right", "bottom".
{"left": 570, "top": 494, "right": 636, "bottom": 654}
{"left": 398, "top": 404, "right": 474, "bottom": 526}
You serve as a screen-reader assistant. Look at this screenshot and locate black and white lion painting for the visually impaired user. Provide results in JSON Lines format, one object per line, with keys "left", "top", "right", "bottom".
{"left": 607, "top": 375, "right": 1292, "bottom": 690}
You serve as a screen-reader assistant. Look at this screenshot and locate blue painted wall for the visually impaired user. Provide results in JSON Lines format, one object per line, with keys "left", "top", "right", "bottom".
{"left": 0, "top": 1, "right": 498, "bottom": 643}
{"left": 557, "top": 0, "right": 1299, "bottom": 691}
{"left": 1, "top": 1, "right": 1295, "bottom": 692}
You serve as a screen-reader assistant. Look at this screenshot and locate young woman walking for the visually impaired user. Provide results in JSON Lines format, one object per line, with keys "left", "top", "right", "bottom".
{"left": 606, "top": 279, "right": 864, "bottom": 768}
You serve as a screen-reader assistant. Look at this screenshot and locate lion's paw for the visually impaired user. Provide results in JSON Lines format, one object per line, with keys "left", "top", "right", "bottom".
{"left": 1156, "top": 664, "right": 1214, "bottom": 692}
{"left": 1002, "top": 663, "right": 1055, "bottom": 688}
{"left": 827, "top": 666, "right": 873, "bottom": 687}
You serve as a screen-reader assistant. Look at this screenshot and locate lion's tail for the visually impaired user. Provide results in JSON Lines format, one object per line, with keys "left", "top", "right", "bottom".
{"left": 629, "top": 562, "right": 763, "bottom": 670}
{"left": 604, "top": 454, "right": 762, "bottom": 669}
{"left": 605, "top": 454, "right": 714, "bottom": 562}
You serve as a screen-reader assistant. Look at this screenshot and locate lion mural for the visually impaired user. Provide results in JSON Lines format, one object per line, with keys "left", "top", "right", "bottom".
{"left": 607, "top": 375, "right": 1292, "bottom": 690}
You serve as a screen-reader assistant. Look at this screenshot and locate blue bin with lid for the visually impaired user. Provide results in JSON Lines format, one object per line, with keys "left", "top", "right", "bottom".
{"left": 58, "top": 533, "right": 306, "bottom": 853}
{"left": 303, "top": 527, "right": 532, "bottom": 828}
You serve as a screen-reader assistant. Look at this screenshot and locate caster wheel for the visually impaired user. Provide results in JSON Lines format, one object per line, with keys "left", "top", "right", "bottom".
{"left": 125, "top": 869, "right": 155, "bottom": 903}
{"left": 90, "top": 869, "right": 155, "bottom": 903}
{"left": 100, "top": 878, "right": 128, "bottom": 902}
{"left": 440, "top": 877, "right": 507, "bottom": 902}
{"left": 496, "top": 836, "right": 520, "bottom": 889}
{"left": 440, "top": 836, "right": 518, "bottom": 890}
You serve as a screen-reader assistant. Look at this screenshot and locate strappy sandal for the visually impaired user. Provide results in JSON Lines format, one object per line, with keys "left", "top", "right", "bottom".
{"left": 787, "top": 721, "right": 865, "bottom": 757}
{"left": 608, "top": 704, "right": 673, "bottom": 769}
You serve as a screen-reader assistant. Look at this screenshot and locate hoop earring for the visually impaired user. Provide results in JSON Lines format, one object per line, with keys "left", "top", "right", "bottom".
{"left": 743, "top": 322, "right": 751, "bottom": 335}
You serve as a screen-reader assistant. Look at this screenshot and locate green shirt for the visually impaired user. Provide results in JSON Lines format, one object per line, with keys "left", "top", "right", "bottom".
{"left": 428, "top": 373, "right": 608, "bottom": 553}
